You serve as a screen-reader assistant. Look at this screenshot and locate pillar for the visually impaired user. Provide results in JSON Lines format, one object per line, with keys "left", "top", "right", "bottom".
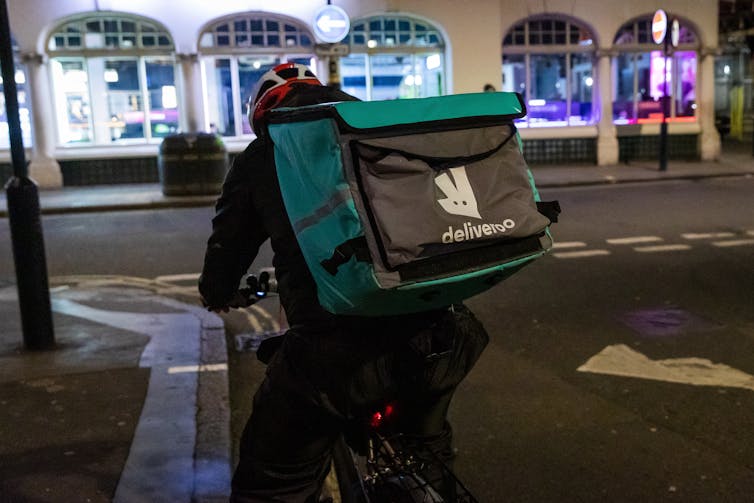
{"left": 596, "top": 51, "right": 619, "bottom": 166}
{"left": 177, "top": 53, "right": 204, "bottom": 133}
{"left": 698, "top": 48, "right": 721, "bottom": 161}
{"left": 21, "top": 52, "right": 62, "bottom": 188}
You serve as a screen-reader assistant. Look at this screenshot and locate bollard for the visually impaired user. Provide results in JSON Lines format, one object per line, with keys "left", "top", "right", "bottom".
{"left": 5, "top": 177, "right": 55, "bottom": 349}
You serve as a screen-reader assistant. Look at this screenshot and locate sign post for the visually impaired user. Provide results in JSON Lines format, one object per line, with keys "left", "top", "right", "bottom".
{"left": 652, "top": 9, "right": 670, "bottom": 172}
{"left": 1, "top": 0, "right": 55, "bottom": 349}
{"left": 312, "top": 3, "right": 350, "bottom": 89}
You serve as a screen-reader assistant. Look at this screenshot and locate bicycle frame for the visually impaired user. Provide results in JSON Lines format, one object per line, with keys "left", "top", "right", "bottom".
{"left": 331, "top": 403, "right": 478, "bottom": 503}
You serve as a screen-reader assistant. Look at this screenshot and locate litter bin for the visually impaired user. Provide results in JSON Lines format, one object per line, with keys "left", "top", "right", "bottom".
{"left": 158, "top": 133, "right": 228, "bottom": 196}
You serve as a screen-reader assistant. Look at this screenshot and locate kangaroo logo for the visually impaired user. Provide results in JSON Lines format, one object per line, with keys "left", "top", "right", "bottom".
{"left": 434, "top": 166, "right": 481, "bottom": 219}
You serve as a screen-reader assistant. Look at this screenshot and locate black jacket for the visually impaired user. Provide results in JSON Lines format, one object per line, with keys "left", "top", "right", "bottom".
{"left": 198, "top": 84, "right": 451, "bottom": 327}
{"left": 198, "top": 85, "right": 361, "bottom": 325}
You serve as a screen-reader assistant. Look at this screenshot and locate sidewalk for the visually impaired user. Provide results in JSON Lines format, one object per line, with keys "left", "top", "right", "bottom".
{"left": 0, "top": 149, "right": 753, "bottom": 502}
{"left": 2, "top": 150, "right": 754, "bottom": 217}
{"left": 0, "top": 278, "right": 230, "bottom": 503}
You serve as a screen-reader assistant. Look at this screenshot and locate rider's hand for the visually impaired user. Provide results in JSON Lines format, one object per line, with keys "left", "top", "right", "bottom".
{"left": 202, "top": 290, "right": 254, "bottom": 313}
{"left": 200, "top": 294, "right": 231, "bottom": 313}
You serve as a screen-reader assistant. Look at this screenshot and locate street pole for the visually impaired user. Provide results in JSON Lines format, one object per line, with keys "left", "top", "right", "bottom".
{"left": 659, "top": 38, "right": 669, "bottom": 172}
{"left": 1, "top": 0, "right": 55, "bottom": 349}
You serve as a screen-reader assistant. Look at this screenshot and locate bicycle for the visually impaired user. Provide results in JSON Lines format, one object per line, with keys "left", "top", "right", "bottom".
{"left": 231, "top": 272, "right": 479, "bottom": 503}
{"left": 327, "top": 401, "right": 479, "bottom": 503}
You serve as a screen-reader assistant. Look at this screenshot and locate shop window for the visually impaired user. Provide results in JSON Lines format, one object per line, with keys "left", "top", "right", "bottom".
{"left": 47, "top": 14, "right": 178, "bottom": 145}
{"left": 612, "top": 16, "right": 699, "bottom": 124}
{"left": 0, "top": 35, "right": 32, "bottom": 149}
{"left": 502, "top": 16, "right": 595, "bottom": 127}
{"left": 342, "top": 15, "right": 446, "bottom": 101}
{"left": 200, "top": 13, "right": 314, "bottom": 137}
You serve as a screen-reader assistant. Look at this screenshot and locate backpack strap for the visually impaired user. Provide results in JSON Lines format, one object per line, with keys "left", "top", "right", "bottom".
{"left": 320, "top": 236, "right": 371, "bottom": 275}
{"left": 537, "top": 200, "right": 561, "bottom": 223}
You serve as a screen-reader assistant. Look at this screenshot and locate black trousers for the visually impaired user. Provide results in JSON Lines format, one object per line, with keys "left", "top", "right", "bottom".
{"left": 230, "top": 304, "right": 489, "bottom": 502}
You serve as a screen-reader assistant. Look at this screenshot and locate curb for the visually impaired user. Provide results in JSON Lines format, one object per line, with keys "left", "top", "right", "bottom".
{"left": 1, "top": 170, "right": 753, "bottom": 218}
{"left": 535, "top": 170, "right": 754, "bottom": 188}
{"left": 0, "top": 196, "right": 217, "bottom": 218}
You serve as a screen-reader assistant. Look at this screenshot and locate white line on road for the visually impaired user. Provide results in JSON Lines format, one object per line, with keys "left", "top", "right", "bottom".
{"left": 682, "top": 232, "right": 736, "bottom": 240}
{"left": 552, "top": 241, "right": 588, "bottom": 249}
{"left": 607, "top": 236, "right": 663, "bottom": 245}
{"left": 155, "top": 273, "right": 201, "bottom": 282}
{"left": 168, "top": 363, "right": 228, "bottom": 374}
{"left": 553, "top": 249, "right": 611, "bottom": 259}
{"left": 712, "top": 239, "right": 754, "bottom": 247}
{"left": 578, "top": 344, "right": 754, "bottom": 392}
{"left": 634, "top": 244, "right": 692, "bottom": 253}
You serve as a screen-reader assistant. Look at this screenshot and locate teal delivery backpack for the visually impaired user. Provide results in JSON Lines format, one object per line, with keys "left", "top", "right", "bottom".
{"left": 267, "top": 92, "right": 560, "bottom": 316}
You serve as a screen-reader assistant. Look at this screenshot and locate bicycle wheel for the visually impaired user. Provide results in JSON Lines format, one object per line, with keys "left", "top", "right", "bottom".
{"left": 330, "top": 435, "right": 369, "bottom": 503}
{"left": 330, "top": 435, "right": 447, "bottom": 503}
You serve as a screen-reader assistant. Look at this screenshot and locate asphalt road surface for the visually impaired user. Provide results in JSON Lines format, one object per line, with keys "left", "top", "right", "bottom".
{"left": 1, "top": 175, "right": 753, "bottom": 501}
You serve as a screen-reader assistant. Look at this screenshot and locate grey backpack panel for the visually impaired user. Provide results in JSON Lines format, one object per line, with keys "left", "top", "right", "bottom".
{"left": 351, "top": 125, "right": 551, "bottom": 270}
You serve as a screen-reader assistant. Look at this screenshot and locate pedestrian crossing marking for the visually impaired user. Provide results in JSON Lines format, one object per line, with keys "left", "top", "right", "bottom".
{"left": 682, "top": 232, "right": 736, "bottom": 240}
{"left": 552, "top": 241, "right": 587, "bottom": 249}
{"left": 553, "top": 249, "right": 610, "bottom": 259}
{"left": 712, "top": 239, "right": 754, "bottom": 247}
{"left": 607, "top": 236, "right": 663, "bottom": 245}
{"left": 634, "top": 244, "right": 692, "bottom": 253}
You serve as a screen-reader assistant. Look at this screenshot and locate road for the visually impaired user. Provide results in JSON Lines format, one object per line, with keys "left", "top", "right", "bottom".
{"left": 455, "top": 176, "right": 754, "bottom": 501}
{"left": 1, "top": 175, "right": 753, "bottom": 501}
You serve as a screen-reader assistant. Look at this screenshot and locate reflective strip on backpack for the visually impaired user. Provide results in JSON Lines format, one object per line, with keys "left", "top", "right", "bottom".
{"left": 292, "top": 186, "right": 352, "bottom": 234}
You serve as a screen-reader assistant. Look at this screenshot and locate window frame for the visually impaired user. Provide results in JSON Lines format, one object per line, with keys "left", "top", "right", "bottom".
{"left": 502, "top": 16, "right": 597, "bottom": 128}
{"left": 199, "top": 13, "right": 316, "bottom": 138}
{"left": 46, "top": 13, "right": 177, "bottom": 146}
{"left": 343, "top": 14, "right": 447, "bottom": 100}
{"left": 612, "top": 15, "right": 701, "bottom": 125}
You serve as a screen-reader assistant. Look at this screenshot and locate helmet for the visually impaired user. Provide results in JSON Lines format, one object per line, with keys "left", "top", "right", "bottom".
{"left": 248, "top": 62, "right": 322, "bottom": 135}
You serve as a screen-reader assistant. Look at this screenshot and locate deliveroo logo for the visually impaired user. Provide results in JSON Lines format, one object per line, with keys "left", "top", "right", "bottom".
{"left": 434, "top": 166, "right": 481, "bottom": 219}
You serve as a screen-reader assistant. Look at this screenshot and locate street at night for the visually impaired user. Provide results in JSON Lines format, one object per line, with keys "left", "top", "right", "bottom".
{"left": 2, "top": 172, "right": 753, "bottom": 501}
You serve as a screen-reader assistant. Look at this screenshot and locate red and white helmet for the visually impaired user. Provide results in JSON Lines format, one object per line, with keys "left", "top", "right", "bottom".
{"left": 248, "top": 62, "right": 322, "bottom": 135}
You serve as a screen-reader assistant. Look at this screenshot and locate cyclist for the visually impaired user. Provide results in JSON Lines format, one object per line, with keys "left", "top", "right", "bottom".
{"left": 198, "top": 62, "right": 489, "bottom": 502}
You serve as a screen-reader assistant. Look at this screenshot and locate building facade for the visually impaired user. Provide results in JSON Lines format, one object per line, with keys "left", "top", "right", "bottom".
{"left": 1, "top": 0, "right": 721, "bottom": 187}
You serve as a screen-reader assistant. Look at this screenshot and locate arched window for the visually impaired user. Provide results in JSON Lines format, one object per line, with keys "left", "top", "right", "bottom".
{"left": 612, "top": 16, "right": 700, "bottom": 124}
{"left": 502, "top": 16, "right": 596, "bottom": 127}
{"left": 342, "top": 15, "right": 446, "bottom": 100}
{"left": 47, "top": 14, "right": 177, "bottom": 145}
{"left": 0, "top": 35, "right": 32, "bottom": 149}
{"left": 199, "top": 13, "right": 315, "bottom": 137}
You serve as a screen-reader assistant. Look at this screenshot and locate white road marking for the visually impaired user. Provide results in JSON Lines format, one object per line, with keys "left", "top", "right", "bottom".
{"left": 168, "top": 363, "right": 228, "bottom": 374}
{"left": 747, "top": 230, "right": 754, "bottom": 237}
{"left": 552, "top": 241, "right": 587, "bottom": 249}
{"left": 155, "top": 273, "right": 201, "bottom": 282}
{"left": 634, "top": 244, "right": 692, "bottom": 253}
{"left": 682, "top": 232, "right": 736, "bottom": 240}
{"left": 578, "top": 344, "right": 754, "bottom": 392}
{"left": 712, "top": 239, "right": 754, "bottom": 247}
{"left": 607, "top": 236, "right": 663, "bottom": 245}
{"left": 50, "top": 296, "right": 212, "bottom": 502}
{"left": 249, "top": 304, "right": 281, "bottom": 332}
{"left": 553, "top": 250, "right": 611, "bottom": 259}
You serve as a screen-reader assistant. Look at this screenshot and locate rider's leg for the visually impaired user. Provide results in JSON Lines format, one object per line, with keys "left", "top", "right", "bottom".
{"left": 231, "top": 333, "right": 342, "bottom": 503}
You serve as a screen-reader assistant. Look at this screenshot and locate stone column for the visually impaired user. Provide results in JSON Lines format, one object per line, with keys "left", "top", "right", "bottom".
{"left": 177, "top": 53, "right": 204, "bottom": 133}
{"left": 698, "top": 47, "right": 721, "bottom": 161}
{"left": 21, "top": 52, "right": 62, "bottom": 188}
{"left": 596, "top": 50, "right": 619, "bottom": 166}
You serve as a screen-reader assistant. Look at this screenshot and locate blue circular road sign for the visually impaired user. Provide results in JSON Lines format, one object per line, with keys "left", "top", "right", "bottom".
{"left": 313, "top": 5, "right": 351, "bottom": 44}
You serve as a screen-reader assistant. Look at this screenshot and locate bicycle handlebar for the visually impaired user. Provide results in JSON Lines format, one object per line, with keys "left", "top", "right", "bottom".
{"left": 206, "top": 268, "right": 278, "bottom": 311}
